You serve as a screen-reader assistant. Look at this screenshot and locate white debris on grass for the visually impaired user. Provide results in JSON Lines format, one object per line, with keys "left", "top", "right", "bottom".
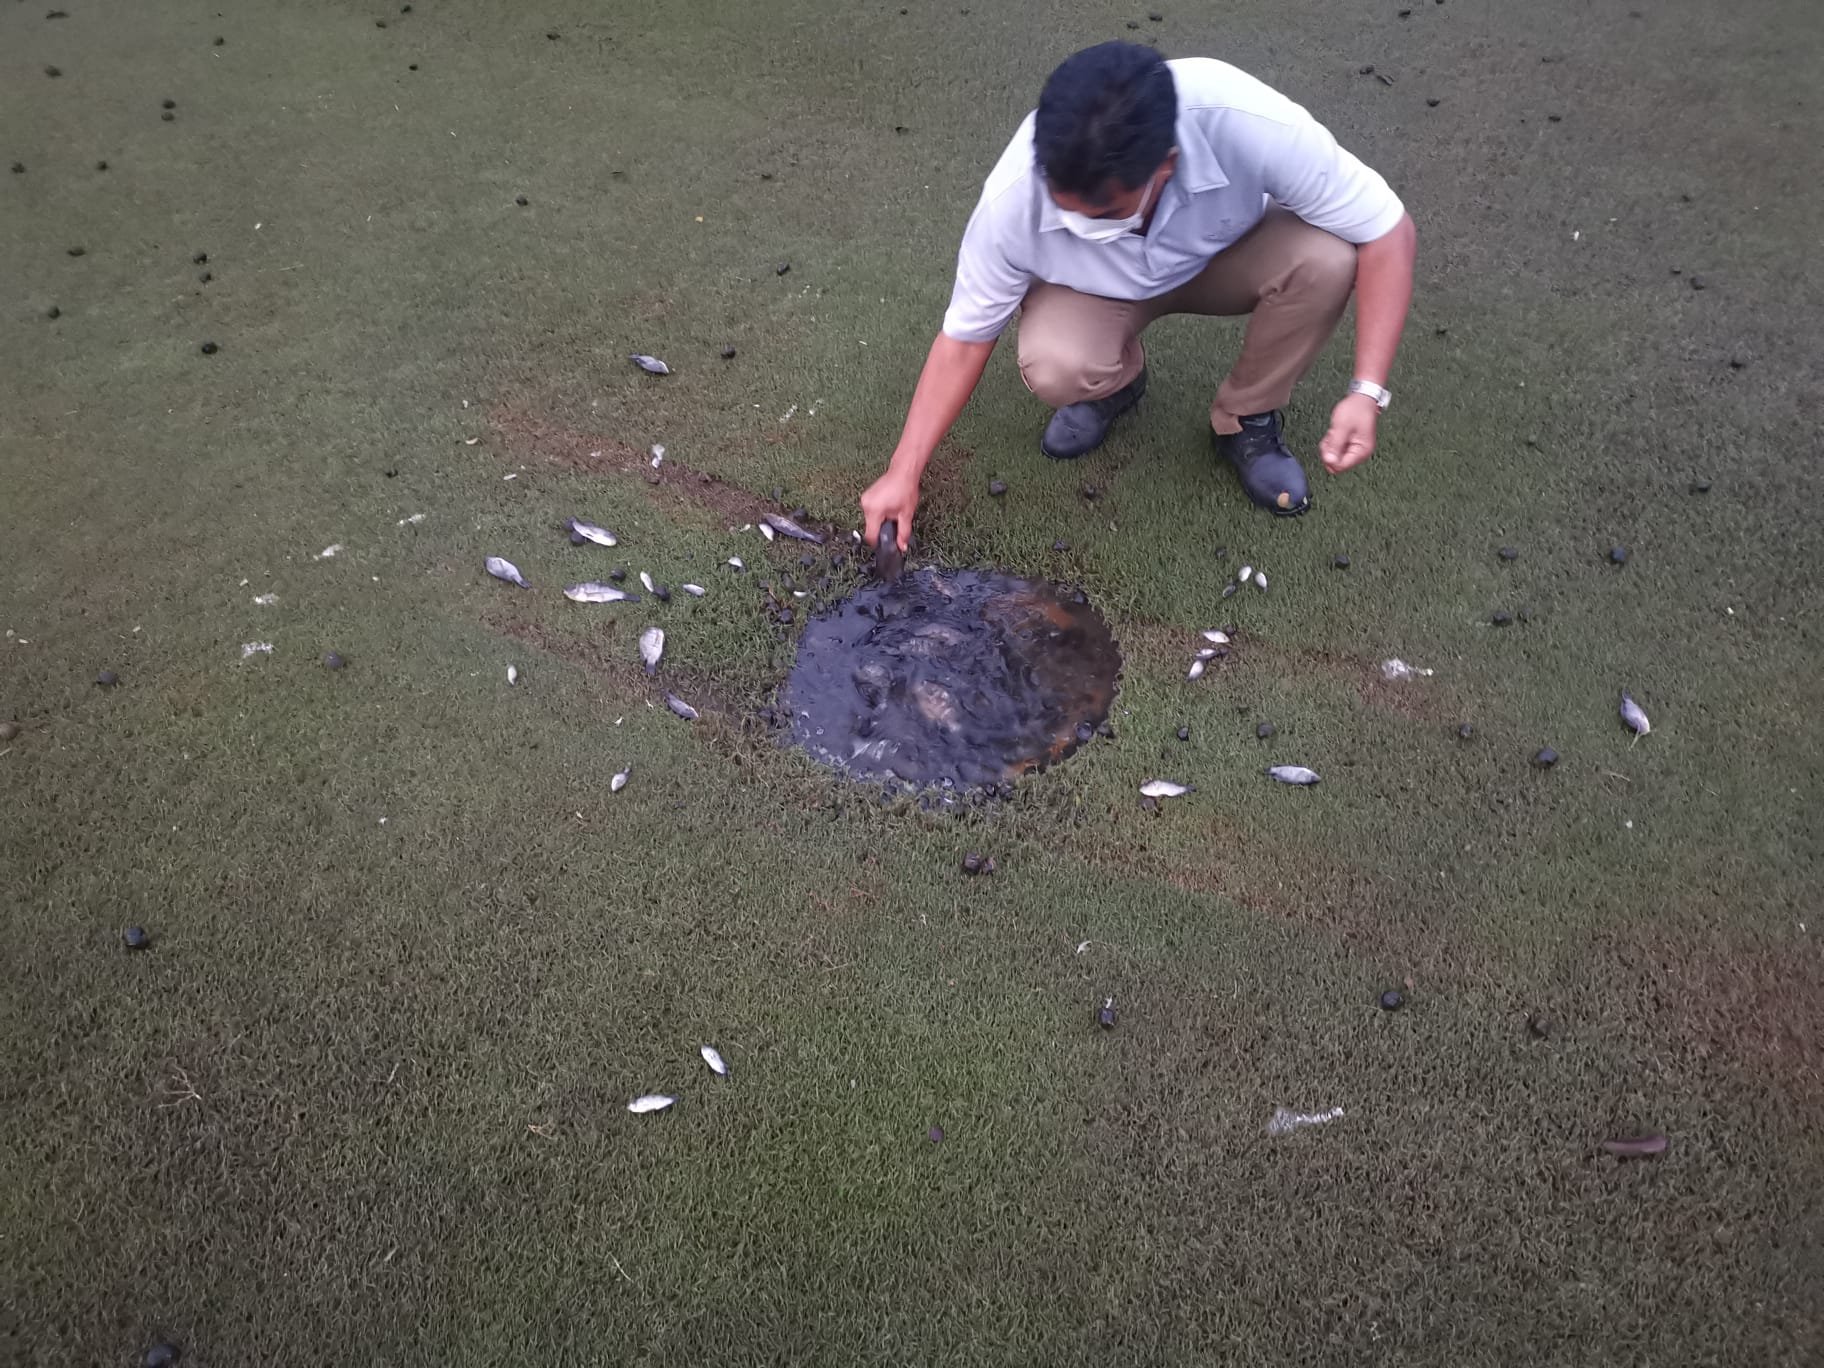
{"left": 1379, "top": 658, "right": 1436, "bottom": 682}
{"left": 1265, "top": 1105, "right": 1344, "bottom": 1137}
{"left": 317, "top": 543, "right": 344, "bottom": 559}
{"left": 240, "top": 641, "right": 273, "bottom": 658}
{"left": 252, "top": 593, "right": 277, "bottom": 606}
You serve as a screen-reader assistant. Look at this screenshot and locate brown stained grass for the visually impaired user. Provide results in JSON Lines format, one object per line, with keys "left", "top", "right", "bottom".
{"left": 1594, "top": 924, "right": 1824, "bottom": 1116}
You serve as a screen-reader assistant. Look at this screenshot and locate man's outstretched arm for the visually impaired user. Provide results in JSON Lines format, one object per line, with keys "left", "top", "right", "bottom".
{"left": 860, "top": 332, "right": 997, "bottom": 551}
{"left": 1320, "top": 211, "right": 1416, "bottom": 473}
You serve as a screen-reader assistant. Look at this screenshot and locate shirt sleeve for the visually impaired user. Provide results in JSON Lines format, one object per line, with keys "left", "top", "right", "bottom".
{"left": 941, "top": 193, "right": 1033, "bottom": 343}
{"left": 1249, "top": 111, "right": 1406, "bottom": 245}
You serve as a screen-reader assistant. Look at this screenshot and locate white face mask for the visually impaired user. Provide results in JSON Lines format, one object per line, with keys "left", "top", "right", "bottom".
{"left": 1056, "top": 163, "right": 1168, "bottom": 243}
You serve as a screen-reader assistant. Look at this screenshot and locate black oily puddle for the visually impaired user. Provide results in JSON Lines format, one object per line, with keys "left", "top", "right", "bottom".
{"left": 782, "top": 567, "right": 1122, "bottom": 791}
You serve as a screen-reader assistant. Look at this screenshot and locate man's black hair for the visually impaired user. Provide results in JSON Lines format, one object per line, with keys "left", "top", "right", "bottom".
{"left": 1034, "top": 42, "right": 1177, "bottom": 201}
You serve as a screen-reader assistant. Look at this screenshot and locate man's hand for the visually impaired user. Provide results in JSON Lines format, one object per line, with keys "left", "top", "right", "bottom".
{"left": 861, "top": 466, "right": 920, "bottom": 551}
{"left": 1319, "top": 392, "right": 1380, "bottom": 473}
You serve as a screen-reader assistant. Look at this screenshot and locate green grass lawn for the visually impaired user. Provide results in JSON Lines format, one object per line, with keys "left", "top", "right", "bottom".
{"left": 3, "top": 1, "right": 1821, "bottom": 1362}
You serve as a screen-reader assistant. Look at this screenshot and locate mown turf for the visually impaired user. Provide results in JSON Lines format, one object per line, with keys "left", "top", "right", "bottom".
{"left": 3, "top": 0, "right": 1822, "bottom": 1363}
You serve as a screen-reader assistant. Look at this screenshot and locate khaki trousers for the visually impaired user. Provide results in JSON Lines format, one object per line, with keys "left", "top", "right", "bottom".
{"left": 1016, "top": 206, "right": 1358, "bottom": 434}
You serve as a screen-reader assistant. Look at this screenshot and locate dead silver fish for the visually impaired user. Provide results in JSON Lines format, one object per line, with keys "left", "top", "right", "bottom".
{"left": 1195, "top": 647, "right": 1218, "bottom": 661}
{"left": 629, "top": 354, "right": 671, "bottom": 375}
{"left": 1253, "top": 570, "right": 1268, "bottom": 590}
{"left": 1238, "top": 563, "right": 1253, "bottom": 583}
{"left": 1266, "top": 765, "right": 1321, "bottom": 786}
{"left": 1140, "top": 779, "right": 1194, "bottom": 799}
{"left": 665, "top": 693, "right": 699, "bottom": 721}
{"left": 626, "top": 1094, "right": 675, "bottom": 1114}
{"left": 762, "top": 513, "right": 824, "bottom": 544}
{"left": 758, "top": 523, "right": 776, "bottom": 542}
{"left": 1186, "top": 659, "right": 1206, "bottom": 681}
{"left": 610, "top": 767, "right": 630, "bottom": 792}
{"left": 485, "top": 555, "right": 530, "bottom": 588}
{"left": 566, "top": 518, "right": 617, "bottom": 547}
{"left": 564, "top": 581, "right": 632, "bottom": 603}
{"left": 1201, "top": 630, "right": 1230, "bottom": 645}
{"left": 727, "top": 556, "right": 745, "bottom": 571}
{"left": 507, "top": 664, "right": 519, "bottom": 685}
{"left": 639, "top": 570, "right": 655, "bottom": 593}
{"left": 681, "top": 583, "right": 705, "bottom": 597}
{"left": 700, "top": 1045, "right": 728, "bottom": 1076}
{"left": 639, "top": 627, "right": 664, "bottom": 674}
{"left": 1265, "top": 1105, "right": 1344, "bottom": 1137}
{"left": 1620, "top": 690, "right": 1651, "bottom": 736}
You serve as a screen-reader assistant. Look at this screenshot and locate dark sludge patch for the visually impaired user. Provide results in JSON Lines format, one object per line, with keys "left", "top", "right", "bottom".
{"left": 782, "top": 568, "right": 1120, "bottom": 792}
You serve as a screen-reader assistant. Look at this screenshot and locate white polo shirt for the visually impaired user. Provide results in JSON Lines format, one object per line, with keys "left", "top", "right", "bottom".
{"left": 942, "top": 57, "right": 1406, "bottom": 343}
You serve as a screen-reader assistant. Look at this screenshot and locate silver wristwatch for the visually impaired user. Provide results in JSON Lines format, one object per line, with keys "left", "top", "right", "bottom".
{"left": 1347, "top": 378, "right": 1391, "bottom": 411}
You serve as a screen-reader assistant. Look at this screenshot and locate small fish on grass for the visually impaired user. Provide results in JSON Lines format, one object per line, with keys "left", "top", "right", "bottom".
{"left": 1201, "top": 630, "right": 1230, "bottom": 645}
{"left": 507, "top": 664, "right": 519, "bottom": 685}
{"left": 1379, "top": 658, "right": 1435, "bottom": 682}
{"left": 566, "top": 518, "right": 617, "bottom": 547}
{"left": 1265, "top": 1105, "right": 1344, "bottom": 1137}
{"left": 681, "top": 583, "right": 706, "bottom": 597}
{"left": 762, "top": 513, "right": 824, "bottom": 544}
{"left": 700, "top": 1045, "right": 728, "bottom": 1076}
{"left": 1620, "top": 690, "right": 1651, "bottom": 736}
{"left": 758, "top": 523, "right": 776, "bottom": 542}
{"left": 610, "top": 767, "right": 630, "bottom": 792}
{"left": 627, "top": 1094, "right": 676, "bottom": 1114}
{"left": 639, "top": 627, "right": 664, "bottom": 674}
{"left": 1266, "top": 765, "right": 1320, "bottom": 786}
{"left": 665, "top": 693, "right": 699, "bottom": 721}
{"left": 485, "top": 556, "right": 530, "bottom": 588}
{"left": 639, "top": 571, "right": 656, "bottom": 593}
{"left": 317, "top": 542, "right": 344, "bottom": 559}
{"left": 1186, "top": 659, "right": 1206, "bottom": 681}
{"left": 629, "top": 354, "right": 671, "bottom": 375}
{"left": 1140, "top": 779, "right": 1193, "bottom": 799}
{"left": 565, "top": 582, "right": 633, "bottom": 603}
{"left": 726, "top": 556, "right": 745, "bottom": 571}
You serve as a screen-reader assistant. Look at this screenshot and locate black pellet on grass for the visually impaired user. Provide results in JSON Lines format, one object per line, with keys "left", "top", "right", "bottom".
{"left": 720, "top": 345, "right": 736, "bottom": 359}
{"left": 163, "top": 99, "right": 176, "bottom": 109}
{"left": 1097, "top": 1002, "right": 1118, "bottom": 1029}
{"left": 652, "top": 586, "right": 671, "bottom": 603}
{"left": 214, "top": 36, "right": 225, "bottom": 45}
{"left": 1379, "top": 989, "right": 1404, "bottom": 1011}
{"left": 1533, "top": 747, "right": 1559, "bottom": 767}
{"left": 46, "top": 305, "right": 60, "bottom": 319}
{"left": 142, "top": 1345, "right": 180, "bottom": 1368}
{"left": 96, "top": 160, "right": 108, "bottom": 170}
{"left": 776, "top": 262, "right": 791, "bottom": 276}
{"left": 67, "top": 246, "right": 85, "bottom": 257}
{"left": 1690, "top": 478, "right": 1712, "bottom": 494}
{"left": 1609, "top": 545, "right": 1628, "bottom": 565}
{"left": 200, "top": 341, "right": 218, "bottom": 354}
{"left": 1075, "top": 722, "right": 1094, "bottom": 744}
{"left": 1358, "top": 64, "right": 1375, "bottom": 75}
{"left": 376, "top": 19, "right": 387, "bottom": 27}
{"left": 124, "top": 927, "right": 151, "bottom": 950}
{"left": 987, "top": 479, "right": 1007, "bottom": 496}
{"left": 161, "top": 111, "right": 174, "bottom": 121}
{"left": 199, "top": 271, "right": 211, "bottom": 283}
{"left": 96, "top": 669, "right": 119, "bottom": 687}
{"left": 1527, "top": 1013, "right": 1553, "bottom": 1038}
{"left": 1256, "top": 722, "right": 1275, "bottom": 739}
{"left": 515, "top": 195, "right": 528, "bottom": 206}
{"left": 1491, "top": 610, "right": 1512, "bottom": 627}
{"left": 1052, "top": 539, "right": 1070, "bottom": 552}
{"left": 193, "top": 251, "right": 208, "bottom": 263}
{"left": 1457, "top": 723, "right": 1474, "bottom": 740}
{"left": 608, "top": 568, "right": 626, "bottom": 581}
{"left": 1332, "top": 553, "right": 1350, "bottom": 569}
{"left": 9, "top": 162, "right": 23, "bottom": 174}
{"left": 322, "top": 652, "right": 346, "bottom": 669}
{"left": 1498, "top": 546, "right": 1518, "bottom": 560}
{"left": 1426, "top": 97, "right": 1440, "bottom": 106}
{"left": 1176, "top": 726, "right": 1190, "bottom": 741}
{"left": 1689, "top": 275, "right": 1707, "bottom": 290}
{"left": 408, "top": 64, "right": 418, "bottom": 70}
{"left": 46, "top": 65, "right": 62, "bottom": 78}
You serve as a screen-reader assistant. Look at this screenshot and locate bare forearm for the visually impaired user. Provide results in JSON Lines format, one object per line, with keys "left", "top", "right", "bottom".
{"left": 1351, "top": 213, "right": 1416, "bottom": 387}
{"left": 889, "top": 333, "right": 996, "bottom": 478}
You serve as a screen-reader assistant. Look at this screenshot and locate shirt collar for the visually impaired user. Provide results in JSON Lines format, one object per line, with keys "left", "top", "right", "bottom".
{"left": 1034, "top": 107, "right": 1228, "bottom": 232}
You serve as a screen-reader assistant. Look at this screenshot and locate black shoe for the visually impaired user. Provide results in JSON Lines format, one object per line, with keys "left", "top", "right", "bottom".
{"left": 1214, "top": 410, "right": 1311, "bottom": 515}
{"left": 1040, "top": 368, "right": 1147, "bottom": 460}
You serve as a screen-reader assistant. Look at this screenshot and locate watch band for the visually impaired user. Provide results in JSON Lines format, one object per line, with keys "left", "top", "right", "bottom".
{"left": 1348, "top": 378, "right": 1391, "bottom": 411}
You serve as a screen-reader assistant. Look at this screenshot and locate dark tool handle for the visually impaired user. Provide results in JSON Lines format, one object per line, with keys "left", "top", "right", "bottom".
{"left": 875, "top": 520, "right": 905, "bottom": 584}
